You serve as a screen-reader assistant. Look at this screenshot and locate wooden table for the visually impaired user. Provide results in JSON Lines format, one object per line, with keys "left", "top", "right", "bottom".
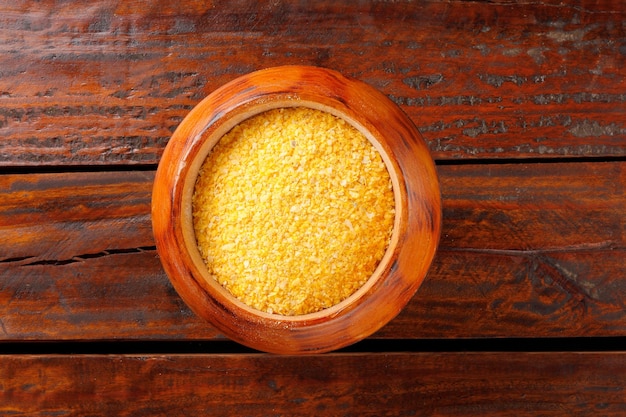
{"left": 1, "top": 1, "right": 624, "bottom": 415}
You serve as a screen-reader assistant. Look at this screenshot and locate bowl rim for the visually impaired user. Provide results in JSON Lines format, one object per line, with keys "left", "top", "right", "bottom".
{"left": 152, "top": 65, "right": 441, "bottom": 354}
{"left": 182, "top": 100, "right": 404, "bottom": 321}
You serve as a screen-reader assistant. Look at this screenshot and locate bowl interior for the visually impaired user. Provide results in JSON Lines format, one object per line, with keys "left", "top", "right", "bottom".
{"left": 180, "top": 99, "right": 404, "bottom": 323}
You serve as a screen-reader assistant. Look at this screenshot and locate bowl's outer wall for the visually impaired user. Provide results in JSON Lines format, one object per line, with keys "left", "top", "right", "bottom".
{"left": 152, "top": 65, "right": 442, "bottom": 354}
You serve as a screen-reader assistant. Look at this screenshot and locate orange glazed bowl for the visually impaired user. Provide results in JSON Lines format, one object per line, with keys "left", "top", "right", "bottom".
{"left": 152, "top": 65, "right": 441, "bottom": 354}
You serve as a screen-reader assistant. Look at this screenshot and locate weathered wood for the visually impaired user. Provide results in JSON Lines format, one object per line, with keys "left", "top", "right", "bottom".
{"left": 1, "top": 0, "right": 623, "bottom": 414}
{"left": 390, "top": 160, "right": 626, "bottom": 338}
{"left": 2, "top": 352, "right": 626, "bottom": 416}
{"left": 0, "top": 0, "right": 624, "bottom": 166}
{"left": 0, "top": 171, "right": 214, "bottom": 340}
{"left": 0, "top": 171, "right": 154, "bottom": 260}
{"left": 1, "top": 161, "right": 623, "bottom": 341}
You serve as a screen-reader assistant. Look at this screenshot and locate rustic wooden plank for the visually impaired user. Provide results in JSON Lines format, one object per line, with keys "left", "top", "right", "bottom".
{"left": 0, "top": 171, "right": 217, "bottom": 340}
{"left": 386, "top": 160, "right": 626, "bottom": 338}
{"left": 0, "top": 0, "right": 624, "bottom": 166}
{"left": 0, "top": 171, "right": 154, "bottom": 261}
{"left": 0, "top": 161, "right": 622, "bottom": 341}
{"left": 385, "top": 247, "right": 626, "bottom": 338}
{"left": 2, "top": 352, "right": 625, "bottom": 416}
{"left": 439, "top": 161, "right": 625, "bottom": 251}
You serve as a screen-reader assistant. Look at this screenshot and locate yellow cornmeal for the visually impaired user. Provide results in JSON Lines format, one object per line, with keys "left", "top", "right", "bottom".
{"left": 192, "top": 107, "right": 395, "bottom": 315}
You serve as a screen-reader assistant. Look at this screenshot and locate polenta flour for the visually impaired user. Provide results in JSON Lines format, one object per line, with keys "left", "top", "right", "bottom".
{"left": 192, "top": 107, "right": 395, "bottom": 315}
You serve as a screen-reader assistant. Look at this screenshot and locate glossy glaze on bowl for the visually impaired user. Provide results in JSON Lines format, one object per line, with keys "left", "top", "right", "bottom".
{"left": 152, "top": 65, "right": 441, "bottom": 354}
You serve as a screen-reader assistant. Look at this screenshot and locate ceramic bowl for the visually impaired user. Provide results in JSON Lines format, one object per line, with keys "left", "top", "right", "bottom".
{"left": 152, "top": 65, "right": 441, "bottom": 354}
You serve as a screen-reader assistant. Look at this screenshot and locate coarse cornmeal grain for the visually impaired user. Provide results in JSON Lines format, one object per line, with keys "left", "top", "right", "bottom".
{"left": 192, "top": 107, "right": 395, "bottom": 315}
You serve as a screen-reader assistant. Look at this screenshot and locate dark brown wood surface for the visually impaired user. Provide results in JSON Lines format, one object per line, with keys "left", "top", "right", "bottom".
{"left": 0, "top": 0, "right": 624, "bottom": 166}
{"left": 1, "top": 0, "right": 625, "bottom": 415}
{"left": 2, "top": 352, "right": 626, "bottom": 416}
{"left": 1, "top": 162, "right": 624, "bottom": 341}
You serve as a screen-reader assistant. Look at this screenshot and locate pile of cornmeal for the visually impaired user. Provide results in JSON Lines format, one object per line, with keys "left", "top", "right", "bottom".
{"left": 192, "top": 107, "right": 395, "bottom": 315}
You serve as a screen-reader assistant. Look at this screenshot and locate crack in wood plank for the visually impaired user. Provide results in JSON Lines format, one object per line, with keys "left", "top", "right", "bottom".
{"left": 441, "top": 240, "right": 620, "bottom": 255}
{"left": 21, "top": 246, "right": 157, "bottom": 267}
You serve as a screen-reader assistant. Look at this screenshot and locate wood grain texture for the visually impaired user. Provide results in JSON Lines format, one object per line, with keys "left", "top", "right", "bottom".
{"left": 1, "top": 0, "right": 624, "bottom": 414}
{"left": 1, "top": 161, "right": 623, "bottom": 341}
{"left": 2, "top": 352, "right": 626, "bottom": 416}
{"left": 0, "top": 0, "right": 624, "bottom": 166}
{"left": 0, "top": 171, "right": 215, "bottom": 340}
